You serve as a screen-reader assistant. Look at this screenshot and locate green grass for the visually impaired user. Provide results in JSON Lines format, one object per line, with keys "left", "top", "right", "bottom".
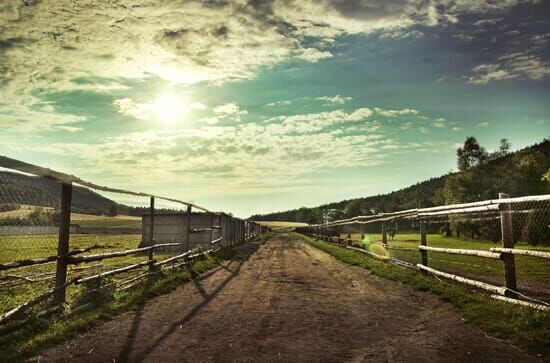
{"left": 0, "top": 234, "right": 157, "bottom": 314}
{"left": 346, "top": 232, "right": 550, "bottom": 286}
{"left": 0, "top": 233, "right": 269, "bottom": 362}
{"left": 299, "top": 233, "right": 550, "bottom": 359}
{"left": 72, "top": 214, "right": 141, "bottom": 228}
{"left": 348, "top": 232, "right": 550, "bottom": 251}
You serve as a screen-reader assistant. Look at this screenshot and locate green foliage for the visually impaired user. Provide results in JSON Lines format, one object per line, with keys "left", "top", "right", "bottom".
{"left": 457, "top": 136, "right": 488, "bottom": 171}
{"left": 0, "top": 203, "right": 20, "bottom": 212}
{"left": 252, "top": 139, "right": 550, "bottom": 228}
{"left": 0, "top": 208, "right": 61, "bottom": 226}
{"left": 345, "top": 199, "right": 362, "bottom": 218}
{"left": 0, "top": 239, "right": 254, "bottom": 362}
{"left": 107, "top": 204, "right": 118, "bottom": 217}
{"left": 73, "top": 277, "right": 116, "bottom": 308}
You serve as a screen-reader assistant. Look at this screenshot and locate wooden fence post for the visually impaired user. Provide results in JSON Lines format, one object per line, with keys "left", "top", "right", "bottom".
{"left": 499, "top": 193, "right": 517, "bottom": 297}
{"left": 148, "top": 196, "right": 155, "bottom": 270}
{"left": 230, "top": 218, "right": 234, "bottom": 246}
{"left": 184, "top": 205, "right": 192, "bottom": 251}
{"left": 382, "top": 222, "right": 387, "bottom": 246}
{"left": 209, "top": 213, "right": 214, "bottom": 244}
{"left": 420, "top": 221, "right": 428, "bottom": 267}
{"left": 360, "top": 224, "right": 364, "bottom": 242}
{"left": 54, "top": 182, "right": 72, "bottom": 304}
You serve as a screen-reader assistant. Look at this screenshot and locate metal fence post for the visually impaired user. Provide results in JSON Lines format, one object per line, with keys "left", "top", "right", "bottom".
{"left": 184, "top": 205, "right": 192, "bottom": 251}
{"left": 382, "top": 222, "right": 387, "bottom": 246}
{"left": 148, "top": 196, "right": 155, "bottom": 270}
{"left": 54, "top": 182, "right": 72, "bottom": 304}
{"left": 420, "top": 221, "right": 428, "bottom": 267}
{"left": 499, "top": 192, "right": 517, "bottom": 297}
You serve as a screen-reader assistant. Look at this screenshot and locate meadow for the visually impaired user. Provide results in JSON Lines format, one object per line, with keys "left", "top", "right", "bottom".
{"left": 0, "top": 233, "right": 176, "bottom": 315}
{"left": 256, "top": 221, "right": 308, "bottom": 230}
{"left": 340, "top": 232, "right": 550, "bottom": 300}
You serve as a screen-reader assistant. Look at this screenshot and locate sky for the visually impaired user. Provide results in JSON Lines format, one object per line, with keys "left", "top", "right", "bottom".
{"left": 0, "top": 0, "right": 549, "bottom": 217}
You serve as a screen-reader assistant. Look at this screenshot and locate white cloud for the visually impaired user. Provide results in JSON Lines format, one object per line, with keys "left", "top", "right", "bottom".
{"left": 265, "top": 100, "right": 293, "bottom": 107}
{"left": 468, "top": 52, "right": 550, "bottom": 84}
{"left": 295, "top": 48, "right": 333, "bottom": 62}
{"left": 0, "top": 0, "right": 537, "bottom": 130}
{"left": 432, "top": 120, "right": 446, "bottom": 128}
{"left": 277, "top": 107, "right": 373, "bottom": 133}
{"left": 57, "top": 125, "right": 83, "bottom": 133}
{"left": 315, "top": 95, "right": 352, "bottom": 105}
{"left": 112, "top": 98, "right": 150, "bottom": 120}
{"left": 401, "top": 121, "right": 413, "bottom": 130}
{"left": 477, "top": 121, "right": 490, "bottom": 128}
{"left": 374, "top": 107, "right": 419, "bottom": 117}
{"left": 0, "top": 102, "right": 86, "bottom": 132}
{"left": 213, "top": 103, "right": 248, "bottom": 117}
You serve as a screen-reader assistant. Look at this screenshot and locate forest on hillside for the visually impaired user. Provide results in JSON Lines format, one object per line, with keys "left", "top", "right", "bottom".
{"left": 0, "top": 172, "right": 175, "bottom": 221}
{"left": 251, "top": 138, "right": 550, "bottom": 225}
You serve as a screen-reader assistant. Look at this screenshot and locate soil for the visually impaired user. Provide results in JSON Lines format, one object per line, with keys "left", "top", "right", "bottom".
{"left": 32, "top": 233, "right": 539, "bottom": 362}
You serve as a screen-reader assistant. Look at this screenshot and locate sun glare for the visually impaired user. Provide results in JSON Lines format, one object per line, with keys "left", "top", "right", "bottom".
{"left": 150, "top": 95, "right": 189, "bottom": 124}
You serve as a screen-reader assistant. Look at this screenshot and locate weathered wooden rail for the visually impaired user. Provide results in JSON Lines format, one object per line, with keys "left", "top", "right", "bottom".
{"left": 0, "top": 156, "right": 270, "bottom": 331}
{"left": 298, "top": 192, "right": 550, "bottom": 311}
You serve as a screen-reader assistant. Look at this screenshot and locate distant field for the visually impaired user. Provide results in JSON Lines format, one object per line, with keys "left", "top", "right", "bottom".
{"left": 0, "top": 204, "right": 54, "bottom": 218}
{"left": 0, "top": 204, "right": 141, "bottom": 228}
{"left": 257, "top": 221, "right": 308, "bottom": 229}
{"left": 0, "top": 233, "right": 170, "bottom": 315}
{"left": 339, "top": 232, "right": 550, "bottom": 299}
{"left": 71, "top": 213, "right": 141, "bottom": 228}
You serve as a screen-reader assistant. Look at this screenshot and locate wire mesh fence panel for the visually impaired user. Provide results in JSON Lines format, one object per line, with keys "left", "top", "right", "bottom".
{"left": 385, "top": 220, "right": 420, "bottom": 265}
{"left": 0, "top": 170, "right": 64, "bottom": 316}
{"left": 300, "top": 193, "right": 550, "bottom": 307}
{"left": 509, "top": 199, "right": 550, "bottom": 302}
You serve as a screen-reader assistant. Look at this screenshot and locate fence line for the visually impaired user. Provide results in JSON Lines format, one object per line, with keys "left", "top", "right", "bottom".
{"left": 0, "top": 156, "right": 270, "bottom": 331}
{"left": 298, "top": 192, "right": 550, "bottom": 310}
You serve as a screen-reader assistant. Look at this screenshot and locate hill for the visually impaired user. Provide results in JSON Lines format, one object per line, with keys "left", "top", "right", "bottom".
{"left": 250, "top": 138, "right": 550, "bottom": 224}
{"left": 0, "top": 171, "right": 117, "bottom": 215}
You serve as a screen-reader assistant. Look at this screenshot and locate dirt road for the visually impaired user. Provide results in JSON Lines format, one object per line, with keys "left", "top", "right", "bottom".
{"left": 34, "top": 234, "right": 537, "bottom": 362}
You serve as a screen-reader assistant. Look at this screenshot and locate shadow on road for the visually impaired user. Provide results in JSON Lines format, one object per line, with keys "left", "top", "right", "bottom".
{"left": 118, "top": 240, "right": 263, "bottom": 362}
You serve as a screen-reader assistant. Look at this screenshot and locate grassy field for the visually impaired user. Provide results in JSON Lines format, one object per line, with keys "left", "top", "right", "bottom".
{"left": 0, "top": 234, "right": 172, "bottom": 315}
{"left": 336, "top": 232, "right": 550, "bottom": 300}
{"left": 0, "top": 245, "right": 239, "bottom": 362}
{"left": 71, "top": 213, "right": 141, "bottom": 228}
{"left": 256, "top": 221, "right": 308, "bottom": 229}
{"left": 298, "top": 233, "right": 550, "bottom": 359}
{"left": 0, "top": 205, "right": 54, "bottom": 219}
{"left": 0, "top": 232, "right": 270, "bottom": 362}
{"left": 0, "top": 204, "right": 141, "bottom": 228}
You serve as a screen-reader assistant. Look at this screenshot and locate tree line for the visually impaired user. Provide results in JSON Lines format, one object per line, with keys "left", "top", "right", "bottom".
{"left": 251, "top": 138, "right": 550, "bottom": 231}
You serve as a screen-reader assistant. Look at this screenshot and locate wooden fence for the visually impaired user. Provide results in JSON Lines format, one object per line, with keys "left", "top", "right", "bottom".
{"left": 297, "top": 192, "right": 550, "bottom": 311}
{"left": 0, "top": 156, "right": 269, "bottom": 331}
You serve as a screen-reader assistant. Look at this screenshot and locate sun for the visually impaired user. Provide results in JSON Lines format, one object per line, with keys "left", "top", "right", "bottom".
{"left": 150, "top": 95, "right": 189, "bottom": 124}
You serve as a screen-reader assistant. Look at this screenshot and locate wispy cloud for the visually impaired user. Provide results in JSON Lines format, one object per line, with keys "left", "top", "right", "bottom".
{"left": 315, "top": 95, "right": 352, "bottom": 105}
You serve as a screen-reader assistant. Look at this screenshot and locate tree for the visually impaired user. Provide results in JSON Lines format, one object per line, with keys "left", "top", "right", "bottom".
{"left": 457, "top": 136, "right": 488, "bottom": 171}
{"left": 489, "top": 138, "right": 511, "bottom": 160}
{"left": 108, "top": 204, "right": 118, "bottom": 217}
{"left": 346, "top": 199, "right": 362, "bottom": 218}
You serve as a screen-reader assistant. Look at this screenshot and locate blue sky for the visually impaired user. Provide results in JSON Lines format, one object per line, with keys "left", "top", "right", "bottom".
{"left": 0, "top": 0, "right": 549, "bottom": 216}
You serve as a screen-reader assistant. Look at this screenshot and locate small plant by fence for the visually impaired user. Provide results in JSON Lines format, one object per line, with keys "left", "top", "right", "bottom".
{"left": 297, "top": 193, "right": 550, "bottom": 310}
{"left": 0, "top": 156, "right": 268, "bottom": 334}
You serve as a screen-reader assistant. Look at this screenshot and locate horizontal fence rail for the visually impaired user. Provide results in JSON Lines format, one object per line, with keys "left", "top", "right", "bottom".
{"left": 298, "top": 192, "right": 550, "bottom": 310}
{"left": 0, "top": 156, "right": 270, "bottom": 332}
